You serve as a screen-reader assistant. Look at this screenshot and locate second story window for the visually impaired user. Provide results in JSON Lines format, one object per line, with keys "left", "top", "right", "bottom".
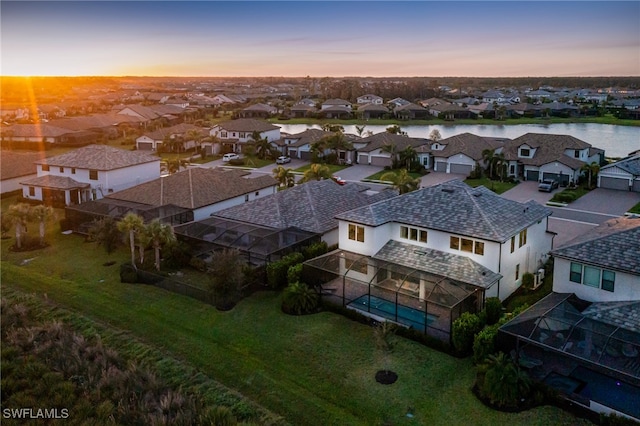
{"left": 71, "top": 168, "right": 76, "bottom": 174}
{"left": 574, "top": 150, "right": 580, "bottom": 158}
{"left": 348, "top": 224, "right": 365, "bottom": 243}
{"left": 520, "top": 148, "right": 530, "bottom": 157}
{"left": 519, "top": 229, "right": 527, "bottom": 247}
{"left": 59, "top": 167, "right": 64, "bottom": 173}
{"left": 400, "top": 226, "right": 427, "bottom": 243}
{"left": 42, "top": 164, "right": 50, "bottom": 172}
{"left": 89, "top": 170, "right": 98, "bottom": 180}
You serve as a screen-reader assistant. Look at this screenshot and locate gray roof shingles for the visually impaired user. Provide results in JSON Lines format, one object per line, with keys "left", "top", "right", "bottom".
{"left": 552, "top": 217, "right": 640, "bottom": 275}
{"left": 336, "top": 180, "right": 551, "bottom": 242}
{"left": 372, "top": 240, "right": 502, "bottom": 288}
{"left": 36, "top": 145, "right": 159, "bottom": 170}
{"left": 214, "top": 179, "right": 397, "bottom": 234}
{"left": 602, "top": 155, "right": 640, "bottom": 176}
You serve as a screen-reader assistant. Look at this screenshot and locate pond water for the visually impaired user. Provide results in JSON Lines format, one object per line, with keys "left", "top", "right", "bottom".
{"left": 276, "top": 122, "right": 640, "bottom": 159}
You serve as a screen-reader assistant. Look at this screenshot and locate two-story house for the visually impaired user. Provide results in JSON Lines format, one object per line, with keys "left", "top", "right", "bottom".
{"left": 502, "top": 133, "right": 604, "bottom": 184}
{"left": 20, "top": 145, "right": 160, "bottom": 206}
{"left": 598, "top": 154, "right": 640, "bottom": 192}
{"left": 430, "top": 133, "right": 507, "bottom": 175}
{"left": 320, "top": 99, "right": 352, "bottom": 119}
{"left": 357, "top": 94, "right": 384, "bottom": 105}
{"left": 355, "top": 132, "right": 429, "bottom": 168}
{"left": 206, "top": 118, "right": 281, "bottom": 154}
{"left": 305, "top": 181, "right": 553, "bottom": 342}
{"left": 135, "top": 123, "right": 209, "bottom": 152}
{"left": 276, "top": 128, "right": 333, "bottom": 160}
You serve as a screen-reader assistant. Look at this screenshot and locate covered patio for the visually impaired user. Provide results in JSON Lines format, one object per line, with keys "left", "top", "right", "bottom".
{"left": 303, "top": 248, "right": 498, "bottom": 343}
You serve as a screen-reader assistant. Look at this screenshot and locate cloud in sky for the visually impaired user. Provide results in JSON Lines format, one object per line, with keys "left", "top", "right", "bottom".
{"left": 2, "top": 1, "right": 639, "bottom": 77}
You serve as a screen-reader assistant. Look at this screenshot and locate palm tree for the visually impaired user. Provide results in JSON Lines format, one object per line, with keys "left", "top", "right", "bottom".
{"left": 482, "top": 352, "right": 531, "bottom": 408}
{"left": 381, "top": 143, "right": 400, "bottom": 169}
{"left": 88, "top": 216, "right": 120, "bottom": 254}
{"left": 6, "top": 203, "right": 32, "bottom": 249}
{"left": 273, "top": 165, "right": 295, "bottom": 188}
{"left": 145, "top": 219, "right": 176, "bottom": 271}
{"left": 581, "top": 161, "right": 600, "bottom": 189}
{"left": 380, "top": 169, "right": 420, "bottom": 194}
{"left": 493, "top": 152, "right": 507, "bottom": 181}
{"left": 166, "top": 157, "right": 188, "bottom": 174}
{"left": 398, "top": 145, "right": 418, "bottom": 171}
{"left": 386, "top": 124, "right": 403, "bottom": 135}
{"left": 249, "top": 131, "right": 274, "bottom": 160}
{"left": 31, "top": 204, "right": 55, "bottom": 246}
{"left": 185, "top": 129, "right": 204, "bottom": 152}
{"left": 355, "top": 125, "right": 367, "bottom": 137}
{"left": 117, "top": 213, "right": 144, "bottom": 269}
{"left": 300, "top": 163, "right": 331, "bottom": 183}
{"left": 322, "top": 131, "right": 353, "bottom": 164}
{"left": 482, "top": 149, "right": 497, "bottom": 179}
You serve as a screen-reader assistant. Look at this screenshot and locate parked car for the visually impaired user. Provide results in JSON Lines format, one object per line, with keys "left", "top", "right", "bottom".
{"left": 332, "top": 176, "right": 347, "bottom": 185}
{"left": 538, "top": 179, "right": 559, "bottom": 192}
{"left": 222, "top": 153, "right": 240, "bottom": 162}
{"left": 276, "top": 155, "right": 291, "bottom": 164}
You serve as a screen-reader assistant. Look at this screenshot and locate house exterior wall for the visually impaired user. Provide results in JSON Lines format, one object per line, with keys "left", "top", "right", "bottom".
{"left": 553, "top": 257, "right": 639, "bottom": 302}
{"left": 539, "top": 162, "right": 578, "bottom": 182}
{"left": 321, "top": 228, "right": 339, "bottom": 247}
{"left": 2, "top": 175, "right": 36, "bottom": 194}
{"left": 191, "top": 185, "right": 277, "bottom": 221}
{"left": 210, "top": 126, "right": 281, "bottom": 143}
{"left": 563, "top": 148, "right": 590, "bottom": 162}
{"left": 338, "top": 222, "right": 392, "bottom": 256}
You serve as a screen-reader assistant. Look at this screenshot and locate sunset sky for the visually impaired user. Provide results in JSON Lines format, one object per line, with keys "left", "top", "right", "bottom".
{"left": 2, "top": 1, "right": 639, "bottom": 77}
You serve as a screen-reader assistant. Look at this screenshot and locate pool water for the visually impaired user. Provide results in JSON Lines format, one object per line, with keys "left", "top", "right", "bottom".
{"left": 543, "top": 372, "right": 585, "bottom": 394}
{"left": 570, "top": 366, "right": 640, "bottom": 420}
{"left": 348, "top": 295, "right": 437, "bottom": 331}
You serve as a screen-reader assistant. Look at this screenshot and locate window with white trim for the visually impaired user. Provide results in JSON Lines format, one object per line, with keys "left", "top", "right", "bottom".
{"left": 400, "top": 226, "right": 427, "bottom": 243}
{"left": 569, "top": 262, "right": 615, "bottom": 292}
{"left": 450, "top": 235, "right": 485, "bottom": 256}
{"left": 348, "top": 224, "right": 365, "bottom": 243}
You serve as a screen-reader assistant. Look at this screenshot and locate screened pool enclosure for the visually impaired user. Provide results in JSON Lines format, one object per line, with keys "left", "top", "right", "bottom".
{"left": 303, "top": 249, "right": 491, "bottom": 343}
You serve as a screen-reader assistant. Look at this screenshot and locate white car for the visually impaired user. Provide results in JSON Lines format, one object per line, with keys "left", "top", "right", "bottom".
{"left": 222, "top": 153, "right": 240, "bottom": 162}
{"left": 276, "top": 155, "right": 291, "bottom": 164}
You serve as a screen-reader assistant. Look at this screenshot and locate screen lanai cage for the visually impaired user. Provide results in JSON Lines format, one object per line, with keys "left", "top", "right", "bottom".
{"left": 499, "top": 293, "right": 640, "bottom": 385}
{"left": 64, "top": 199, "right": 193, "bottom": 234}
{"left": 303, "top": 249, "right": 487, "bottom": 343}
{"left": 173, "top": 216, "right": 319, "bottom": 266}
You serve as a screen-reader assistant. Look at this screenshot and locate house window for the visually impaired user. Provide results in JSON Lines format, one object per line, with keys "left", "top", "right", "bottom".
{"left": 419, "top": 230, "right": 428, "bottom": 243}
{"left": 474, "top": 241, "right": 484, "bottom": 255}
{"left": 42, "top": 164, "right": 50, "bottom": 172}
{"left": 410, "top": 228, "right": 418, "bottom": 241}
{"left": 520, "top": 148, "right": 530, "bottom": 157}
{"left": 348, "top": 224, "right": 364, "bottom": 243}
{"left": 583, "top": 266, "right": 601, "bottom": 288}
{"left": 89, "top": 170, "right": 98, "bottom": 180}
{"left": 59, "top": 167, "right": 64, "bottom": 173}
{"left": 511, "top": 236, "right": 515, "bottom": 253}
{"left": 450, "top": 236, "right": 460, "bottom": 250}
{"left": 28, "top": 187, "right": 35, "bottom": 196}
{"left": 245, "top": 194, "right": 249, "bottom": 202}
{"left": 519, "top": 229, "right": 527, "bottom": 247}
{"left": 602, "top": 270, "right": 615, "bottom": 292}
{"left": 400, "top": 226, "right": 409, "bottom": 239}
{"left": 71, "top": 168, "right": 76, "bottom": 174}
{"left": 574, "top": 150, "right": 580, "bottom": 158}
{"left": 461, "top": 238, "right": 473, "bottom": 253}
{"left": 570, "top": 262, "right": 582, "bottom": 283}
{"left": 255, "top": 191, "right": 259, "bottom": 196}
{"left": 515, "top": 264, "right": 520, "bottom": 280}
{"left": 221, "top": 132, "right": 228, "bottom": 138}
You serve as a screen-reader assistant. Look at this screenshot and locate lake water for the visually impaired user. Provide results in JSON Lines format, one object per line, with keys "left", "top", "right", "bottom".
{"left": 276, "top": 123, "right": 639, "bottom": 159}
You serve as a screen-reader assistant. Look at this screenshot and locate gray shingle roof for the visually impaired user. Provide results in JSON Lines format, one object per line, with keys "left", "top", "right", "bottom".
{"left": 373, "top": 240, "right": 502, "bottom": 288}
{"left": 36, "top": 145, "right": 159, "bottom": 170}
{"left": 503, "top": 133, "right": 591, "bottom": 170}
{"left": 284, "top": 129, "right": 333, "bottom": 148}
{"left": 336, "top": 180, "right": 551, "bottom": 243}
{"left": 552, "top": 217, "right": 640, "bottom": 276}
{"left": 214, "top": 179, "right": 397, "bottom": 234}
{"left": 582, "top": 301, "right": 640, "bottom": 334}
{"left": 357, "top": 132, "right": 428, "bottom": 153}
{"left": 1, "top": 151, "right": 43, "bottom": 180}
{"left": 20, "top": 175, "right": 90, "bottom": 190}
{"left": 107, "top": 167, "right": 276, "bottom": 210}
{"left": 215, "top": 118, "right": 279, "bottom": 132}
{"left": 601, "top": 155, "right": 640, "bottom": 177}
{"left": 435, "top": 132, "right": 506, "bottom": 161}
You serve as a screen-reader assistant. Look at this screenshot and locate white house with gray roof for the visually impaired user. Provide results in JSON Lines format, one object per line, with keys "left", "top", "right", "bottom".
{"left": 598, "top": 154, "right": 640, "bottom": 192}
{"left": 551, "top": 217, "right": 640, "bottom": 302}
{"left": 335, "top": 180, "right": 554, "bottom": 300}
{"left": 20, "top": 145, "right": 160, "bottom": 206}
{"left": 206, "top": 118, "right": 280, "bottom": 154}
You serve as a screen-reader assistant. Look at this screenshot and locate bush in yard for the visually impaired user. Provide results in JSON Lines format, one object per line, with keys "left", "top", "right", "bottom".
{"left": 522, "top": 272, "right": 535, "bottom": 290}
{"left": 452, "top": 312, "right": 484, "bottom": 355}
{"left": 302, "top": 241, "right": 329, "bottom": 260}
{"left": 476, "top": 352, "right": 531, "bottom": 410}
{"left": 473, "top": 323, "right": 501, "bottom": 364}
{"left": 483, "top": 297, "right": 503, "bottom": 325}
{"left": 228, "top": 158, "right": 245, "bottom": 166}
{"left": 287, "top": 263, "right": 303, "bottom": 284}
{"left": 281, "top": 281, "right": 319, "bottom": 315}
{"left": 266, "top": 252, "right": 304, "bottom": 289}
{"left": 120, "top": 263, "right": 138, "bottom": 283}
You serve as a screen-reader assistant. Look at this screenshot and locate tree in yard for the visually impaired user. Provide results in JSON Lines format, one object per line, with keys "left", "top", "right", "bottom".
{"left": 185, "top": 128, "right": 204, "bottom": 152}
{"left": 380, "top": 169, "right": 421, "bottom": 194}
{"left": 31, "top": 204, "right": 56, "bottom": 246}
{"left": 89, "top": 216, "right": 121, "bottom": 254}
{"left": 300, "top": 163, "right": 332, "bottom": 183}
{"left": 273, "top": 165, "right": 295, "bottom": 188}
{"left": 493, "top": 152, "right": 507, "bottom": 181}
{"left": 6, "top": 203, "right": 33, "bottom": 249}
{"left": 166, "top": 157, "right": 189, "bottom": 175}
{"left": 581, "top": 161, "right": 600, "bottom": 189}
{"left": 145, "top": 219, "right": 176, "bottom": 271}
{"left": 381, "top": 143, "right": 400, "bottom": 169}
{"left": 481, "top": 148, "right": 497, "bottom": 179}
{"left": 208, "top": 248, "right": 245, "bottom": 310}
{"left": 398, "top": 145, "right": 419, "bottom": 171}
{"left": 249, "top": 131, "right": 275, "bottom": 160}
{"left": 1, "top": 213, "right": 11, "bottom": 238}
{"left": 429, "top": 129, "right": 442, "bottom": 142}
{"left": 480, "top": 352, "right": 531, "bottom": 409}
{"left": 322, "top": 131, "right": 353, "bottom": 164}
{"left": 385, "top": 124, "right": 403, "bottom": 135}
{"left": 117, "top": 213, "right": 145, "bottom": 269}
{"left": 321, "top": 123, "right": 344, "bottom": 133}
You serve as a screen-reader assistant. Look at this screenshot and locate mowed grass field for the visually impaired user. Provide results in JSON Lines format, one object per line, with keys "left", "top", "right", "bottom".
{"left": 0, "top": 218, "right": 591, "bottom": 426}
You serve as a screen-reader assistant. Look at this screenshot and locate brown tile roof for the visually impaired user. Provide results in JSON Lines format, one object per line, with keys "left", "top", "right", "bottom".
{"left": 3, "top": 123, "right": 76, "bottom": 137}
{"left": 140, "top": 123, "right": 207, "bottom": 141}
{"left": 435, "top": 132, "right": 506, "bottom": 161}
{"left": 503, "top": 133, "right": 591, "bottom": 169}
{"left": 284, "top": 129, "right": 333, "bottom": 148}
{"left": 1, "top": 151, "right": 45, "bottom": 180}
{"left": 36, "top": 145, "right": 160, "bottom": 170}
{"left": 49, "top": 113, "right": 143, "bottom": 131}
{"left": 215, "top": 118, "right": 279, "bottom": 132}
{"left": 20, "top": 175, "right": 90, "bottom": 190}
{"left": 357, "top": 132, "right": 428, "bottom": 153}
{"left": 107, "top": 167, "right": 277, "bottom": 210}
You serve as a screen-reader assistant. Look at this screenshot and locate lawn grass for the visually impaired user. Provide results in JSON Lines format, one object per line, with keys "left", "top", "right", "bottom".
{"left": 364, "top": 169, "right": 423, "bottom": 181}
{"left": 464, "top": 177, "right": 518, "bottom": 195}
{"left": 294, "top": 163, "right": 348, "bottom": 174}
{"left": 0, "top": 220, "right": 590, "bottom": 426}
{"left": 627, "top": 201, "right": 640, "bottom": 214}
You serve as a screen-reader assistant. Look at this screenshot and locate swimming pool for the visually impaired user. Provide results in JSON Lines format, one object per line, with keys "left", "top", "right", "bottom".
{"left": 348, "top": 295, "right": 437, "bottom": 331}
{"left": 570, "top": 366, "right": 640, "bottom": 420}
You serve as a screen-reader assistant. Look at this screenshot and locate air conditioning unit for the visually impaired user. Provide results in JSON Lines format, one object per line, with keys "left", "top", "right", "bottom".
{"left": 532, "top": 268, "right": 545, "bottom": 290}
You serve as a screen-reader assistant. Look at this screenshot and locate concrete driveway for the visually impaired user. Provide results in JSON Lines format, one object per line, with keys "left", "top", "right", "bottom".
{"left": 501, "top": 181, "right": 557, "bottom": 204}
{"left": 568, "top": 188, "right": 640, "bottom": 215}
{"left": 337, "top": 165, "right": 382, "bottom": 182}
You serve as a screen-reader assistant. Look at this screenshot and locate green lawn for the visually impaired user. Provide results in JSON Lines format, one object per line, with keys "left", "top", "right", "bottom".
{"left": 0, "top": 221, "right": 589, "bottom": 426}
{"left": 464, "top": 177, "right": 518, "bottom": 194}
{"left": 627, "top": 202, "right": 640, "bottom": 214}
{"left": 294, "top": 163, "right": 349, "bottom": 174}
{"left": 364, "top": 170, "right": 423, "bottom": 181}
{"left": 549, "top": 186, "right": 591, "bottom": 204}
